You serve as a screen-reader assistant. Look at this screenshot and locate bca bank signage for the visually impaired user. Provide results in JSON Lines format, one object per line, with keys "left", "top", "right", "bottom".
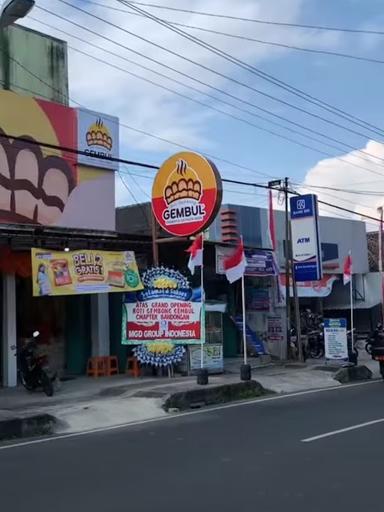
{"left": 290, "top": 194, "right": 322, "bottom": 282}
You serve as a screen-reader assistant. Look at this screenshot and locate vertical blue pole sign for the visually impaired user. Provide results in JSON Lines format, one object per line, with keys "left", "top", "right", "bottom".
{"left": 324, "top": 318, "right": 348, "bottom": 361}
{"left": 289, "top": 194, "right": 322, "bottom": 282}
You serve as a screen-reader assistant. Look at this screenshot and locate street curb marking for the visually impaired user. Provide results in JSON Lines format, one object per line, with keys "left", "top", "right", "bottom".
{"left": 302, "top": 417, "right": 384, "bottom": 443}
{"left": 0, "top": 379, "right": 380, "bottom": 452}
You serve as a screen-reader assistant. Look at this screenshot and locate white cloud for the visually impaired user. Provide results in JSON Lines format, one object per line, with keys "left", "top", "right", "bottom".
{"left": 302, "top": 140, "right": 384, "bottom": 229}
{"left": 20, "top": 0, "right": 360, "bottom": 207}
{"left": 22, "top": 0, "right": 344, "bottom": 155}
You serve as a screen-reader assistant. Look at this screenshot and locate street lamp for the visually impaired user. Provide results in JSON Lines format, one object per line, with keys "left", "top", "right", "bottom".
{"left": 0, "top": 0, "right": 34, "bottom": 28}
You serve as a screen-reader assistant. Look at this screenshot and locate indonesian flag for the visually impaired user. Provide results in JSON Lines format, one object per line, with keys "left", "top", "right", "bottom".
{"left": 187, "top": 234, "right": 203, "bottom": 274}
{"left": 224, "top": 239, "right": 246, "bottom": 283}
{"left": 268, "top": 189, "right": 279, "bottom": 276}
{"left": 343, "top": 252, "right": 352, "bottom": 285}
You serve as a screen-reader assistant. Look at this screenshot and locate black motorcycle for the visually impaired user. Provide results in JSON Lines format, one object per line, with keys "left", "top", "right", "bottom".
{"left": 366, "top": 324, "right": 384, "bottom": 379}
{"left": 307, "top": 329, "right": 325, "bottom": 359}
{"left": 365, "top": 323, "right": 383, "bottom": 356}
{"left": 19, "top": 331, "right": 56, "bottom": 397}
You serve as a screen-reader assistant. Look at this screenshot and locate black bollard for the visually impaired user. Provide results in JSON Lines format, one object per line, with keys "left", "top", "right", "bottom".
{"left": 197, "top": 368, "right": 209, "bottom": 385}
{"left": 240, "top": 363, "right": 252, "bottom": 381}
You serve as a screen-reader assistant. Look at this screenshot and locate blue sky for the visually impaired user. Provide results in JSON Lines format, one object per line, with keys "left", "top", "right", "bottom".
{"left": 23, "top": 0, "right": 384, "bottom": 218}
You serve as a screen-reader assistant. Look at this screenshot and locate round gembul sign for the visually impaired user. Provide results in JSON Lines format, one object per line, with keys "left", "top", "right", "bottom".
{"left": 152, "top": 152, "right": 222, "bottom": 237}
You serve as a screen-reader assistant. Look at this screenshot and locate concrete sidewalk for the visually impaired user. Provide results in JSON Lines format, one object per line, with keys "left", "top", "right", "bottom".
{"left": 0, "top": 354, "right": 380, "bottom": 440}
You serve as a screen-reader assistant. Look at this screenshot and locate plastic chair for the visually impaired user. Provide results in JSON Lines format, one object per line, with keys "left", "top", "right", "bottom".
{"left": 87, "top": 356, "right": 107, "bottom": 377}
{"left": 104, "top": 356, "right": 119, "bottom": 376}
{"left": 125, "top": 356, "right": 140, "bottom": 377}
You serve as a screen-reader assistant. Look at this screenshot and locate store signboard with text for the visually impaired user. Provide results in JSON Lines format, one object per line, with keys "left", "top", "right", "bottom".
{"left": 216, "top": 247, "right": 277, "bottom": 277}
{"left": 290, "top": 194, "right": 322, "bottom": 282}
{"left": 189, "top": 344, "right": 223, "bottom": 372}
{"left": 151, "top": 152, "right": 222, "bottom": 236}
{"left": 324, "top": 318, "right": 348, "bottom": 361}
{"left": 32, "top": 249, "right": 142, "bottom": 296}
{"left": 76, "top": 108, "right": 119, "bottom": 170}
{"left": 122, "top": 267, "right": 203, "bottom": 345}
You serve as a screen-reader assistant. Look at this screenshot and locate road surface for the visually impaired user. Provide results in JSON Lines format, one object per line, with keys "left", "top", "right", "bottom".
{"left": 1, "top": 381, "right": 384, "bottom": 511}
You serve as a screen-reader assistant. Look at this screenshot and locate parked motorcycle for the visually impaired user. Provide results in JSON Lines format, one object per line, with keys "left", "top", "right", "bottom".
{"left": 19, "top": 331, "right": 56, "bottom": 397}
{"left": 289, "top": 327, "right": 307, "bottom": 361}
{"left": 366, "top": 323, "right": 384, "bottom": 378}
{"left": 307, "top": 328, "right": 325, "bottom": 359}
{"left": 365, "top": 323, "right": 383, "bottom": 356}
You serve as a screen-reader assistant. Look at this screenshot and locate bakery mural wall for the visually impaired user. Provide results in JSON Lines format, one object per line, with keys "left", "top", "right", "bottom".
{"left": 0, "top": 90, "right": 118, "bottom": 231}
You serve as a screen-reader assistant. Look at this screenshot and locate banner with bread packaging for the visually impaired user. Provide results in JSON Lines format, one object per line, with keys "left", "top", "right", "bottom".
{"left": 31, "top": 248, "right": 143, "bottom": 296}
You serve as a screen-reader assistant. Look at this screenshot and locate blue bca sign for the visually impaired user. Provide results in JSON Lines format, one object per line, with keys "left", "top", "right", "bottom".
{"left": 290, "top": 194, "right": 322, "bottom": 282}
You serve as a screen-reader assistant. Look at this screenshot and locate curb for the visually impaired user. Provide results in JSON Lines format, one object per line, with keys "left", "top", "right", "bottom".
{"left": 333, "top": 365, "right": 373, "bottom": 384}
{"left": 0, "top": 414, "right": 57, "bottom": 441}
{"left": 163, "top": 380, "right": 268, "bottom": 412}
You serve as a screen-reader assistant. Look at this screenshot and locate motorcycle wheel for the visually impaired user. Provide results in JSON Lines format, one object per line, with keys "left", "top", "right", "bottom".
{"left": 20, "top": 373, "right": 35, "bottom": 392}
{"left": 310, "top": 348, "right": 324, "bottom": 359}
{"left": 41, "top": 372, "right": 54, "bottom": 397}
{"left": 380, "top": 362, "right": 384, "bottom": 380}
{"left": 365, "top": 343, "right": 373, "bottom": 355}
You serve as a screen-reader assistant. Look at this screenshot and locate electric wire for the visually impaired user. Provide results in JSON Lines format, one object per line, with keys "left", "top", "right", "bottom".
{"left": 83, "top": 0, "right": 384, "bottom": 66}
{"left": 120, "top": 1, "right": 384, "bottom": 37}
{"left": 117, "top": 0, "right": 384, "bottom": 138}
{"left": 54, "top": 0, "right": 384, "bottom": 140}
{"left": 31, "top": 14, "right": 384, "bottom": 171}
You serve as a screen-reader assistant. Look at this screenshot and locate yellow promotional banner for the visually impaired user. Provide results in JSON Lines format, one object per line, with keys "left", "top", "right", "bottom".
{"left": 31, "top": 248, "right": 143, "bottom": 297}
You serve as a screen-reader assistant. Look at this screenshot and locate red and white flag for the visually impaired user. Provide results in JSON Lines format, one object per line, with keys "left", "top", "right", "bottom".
{"left": 187, "top": 234, "right": 203, "bottom": 275}
{"left": 224, "top": 239, "right": 246, "bottom": 283}
{"left": 343, "top": 252, "right": 352, "bottom": 285}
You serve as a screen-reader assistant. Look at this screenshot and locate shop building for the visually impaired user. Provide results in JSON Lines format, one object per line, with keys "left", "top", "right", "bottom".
{"left": 0, "top": 25, "right": 147, "bottom": 387}
{"left": 118, "top": 202, "right": 370, "bottom": 361}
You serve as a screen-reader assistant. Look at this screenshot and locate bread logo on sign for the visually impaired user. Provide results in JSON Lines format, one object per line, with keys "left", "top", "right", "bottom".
{"left": 151, "top": 152, "right": 222, "bottom": 237}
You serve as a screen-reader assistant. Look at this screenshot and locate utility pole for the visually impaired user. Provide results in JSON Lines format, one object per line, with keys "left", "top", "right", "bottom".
{"left": 284, "top": 177, "right": 291, "bottom": 358}
{"left": 378, "top": 206, "right": 384, "bottom": 323}
{"left": 289, "top": 223, "right": 303, "bottom": 361}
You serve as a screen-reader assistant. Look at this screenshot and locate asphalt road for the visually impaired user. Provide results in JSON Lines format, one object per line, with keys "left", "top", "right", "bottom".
{"left": 1, "top": 381, "right": 384, "bottom": 512}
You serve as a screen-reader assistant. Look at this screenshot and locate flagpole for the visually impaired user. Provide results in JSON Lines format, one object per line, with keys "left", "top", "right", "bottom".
{"left": 200, "top": 233, "right": 205, "bottom": 370}
{"left": 241, "top": 273, "right": 247, "bottom": 366}
{"left": 350, "top": 272, "right": 354, "bottom": 354}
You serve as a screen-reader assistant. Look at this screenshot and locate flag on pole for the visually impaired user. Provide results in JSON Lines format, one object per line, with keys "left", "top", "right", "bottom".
{"left": 187, "top": 234, "right": 203, "bottom": 275}
{"left": 343, "top": 252, "right": 352, "bottom": 285}
{"left": 268, "top": 189, "right": 280, "bottom": 276}
{"left": 224, "top": 239, "right": 246, "bottom": 283}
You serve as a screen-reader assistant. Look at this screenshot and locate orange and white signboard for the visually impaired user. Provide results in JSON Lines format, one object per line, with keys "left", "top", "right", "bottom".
{"left": 151, "top": 152, "right": 222, "bottom": 237}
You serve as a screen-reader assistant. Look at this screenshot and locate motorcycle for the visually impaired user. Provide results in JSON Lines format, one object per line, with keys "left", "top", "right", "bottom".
{"left": 289, "top": 327, "right": 307, "bottom": 361}
{"left": 19, "top": 331, "right": 56, "bottom": 397}
{"left": 366, "top": 324, "right": 384, "bottom": 379}
{"left": 365, "top": 323, "right": 383, "bottom": 356}
{"left": 307, "top": 328, "right": 325, "bottom": 359}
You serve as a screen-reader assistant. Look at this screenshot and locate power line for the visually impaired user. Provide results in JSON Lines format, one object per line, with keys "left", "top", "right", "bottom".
{"left": 84, "top": 0, "right": 384, "bottom": 66}
{"left": 0, "top": 130, "right": 158, "bottom": 169}
{"left": 31, "top": 15, "right": 384, "bottom": 173}
{"left": 8, "top": 33, "right": 384, "bottom": 184}
{"left": 2, "top": 40, "right": 279, "bottom": 181}
{"left": 121, "top": 1, "right": 384, "bottom": 36}
{"left": 28, "top": 21, "right": 384, "bottom": 175}
{"left": 6, "top": 29, "right": 382, "bottom": 217}
{"left": 54, "top": 1, "right": 384, "bottom": 141}
{"left": 118, "top": 0, "right": 384, "bottom": 137}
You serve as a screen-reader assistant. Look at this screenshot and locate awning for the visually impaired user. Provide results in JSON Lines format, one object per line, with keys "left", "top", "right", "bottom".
{"left": 279, "top": 274, "right": 338, "bottom": 298}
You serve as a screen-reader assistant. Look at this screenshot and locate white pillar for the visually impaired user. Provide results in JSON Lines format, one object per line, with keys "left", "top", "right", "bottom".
{"left": 90, "top": 294, "right": 110, "bottom": 357}
{"left": 2, "top": 273, "right": 17, "bottom": 387}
